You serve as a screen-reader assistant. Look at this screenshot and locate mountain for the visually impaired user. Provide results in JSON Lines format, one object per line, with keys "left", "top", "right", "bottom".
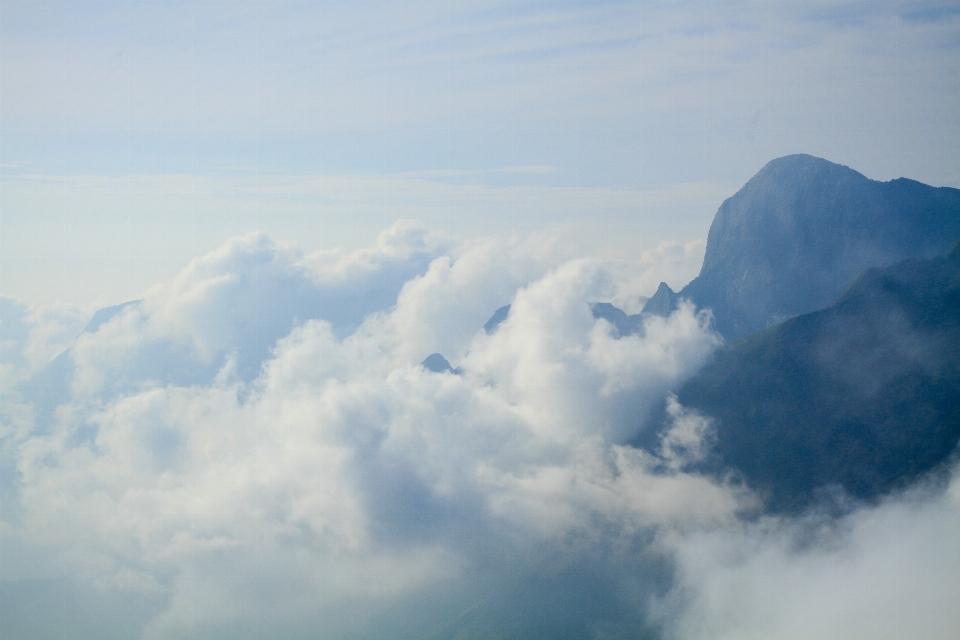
{"left": 82, "top": 299, "right": 142, "bottom": 333}
{"left": 422, "top": 353, "right": 461, "bottom": 375}
{"left": 641, "top": 282, "right": 679, "bottom": 317}
{"left": 484, "top": 302, "right": 647, "bottom": 339}
{"left": 679, "top": 154, "right": 960, "bottom": 341}
{"left": 590, "top": 303, "right": 644, "bottom": 337}
{"left": 483, "top": 305, "right": 512, "bottom": 334}
{"left": 659, "top": 241, "right": 960, "bottom": 512}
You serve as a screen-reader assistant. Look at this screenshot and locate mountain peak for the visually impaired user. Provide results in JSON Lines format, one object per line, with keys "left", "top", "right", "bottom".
{"left": 422, "top": 353, "right": 461, "bottom": 375}
{"left": 483, "top": 305, "right": 511, "bottom": 334}
{"left": 680, "top": 155, "right": 960, "bottom": 340}
{"left": 82, "top": 300, "right": 141, "bottom": 334}
{"left": 641, "top": 282, "right": 679, "bottom": 317}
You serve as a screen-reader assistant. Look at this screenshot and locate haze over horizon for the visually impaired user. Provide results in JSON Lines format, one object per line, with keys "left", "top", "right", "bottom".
{"left": 3, "top": 1, "right": 960, "bottom": 306}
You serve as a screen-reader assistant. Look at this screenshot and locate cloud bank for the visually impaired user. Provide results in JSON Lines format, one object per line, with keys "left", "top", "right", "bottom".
{"left": 1, "top": 222, "right": 958, "bottom": 639}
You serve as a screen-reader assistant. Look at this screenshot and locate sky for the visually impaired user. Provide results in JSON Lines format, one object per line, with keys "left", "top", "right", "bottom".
{"left": 2, "top": 0, "right": 959, "bottom": 307}
{"left": 2, "top": 2, "right": 960, "bottom": 639}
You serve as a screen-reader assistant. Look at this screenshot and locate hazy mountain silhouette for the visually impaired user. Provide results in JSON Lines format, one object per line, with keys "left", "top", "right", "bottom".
{"left": 422, "top": 353, "right": 461, "bottom": 375}
{"left": 659, "top": 240, "right": 960, "bottom": 512}
{"left": 485, "top": 302, "right": 648, "bottom": 338}
{"left": 590, "top": 303, "right": 644, "bottom": 337}
{"left": 641, "top": 282, "right": 679, "bottom": 317}
{"left": 679, "top": 154, "right": 960, "bottom": 341}
{"left": 483, "top": 305, "right": 512, "bottom": 334}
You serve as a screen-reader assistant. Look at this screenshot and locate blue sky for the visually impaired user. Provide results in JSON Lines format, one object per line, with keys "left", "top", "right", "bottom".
{"left": 2, "top": 1, "right": 960, "bottom": 304}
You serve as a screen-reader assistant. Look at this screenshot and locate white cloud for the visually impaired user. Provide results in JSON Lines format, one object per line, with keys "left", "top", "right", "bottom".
{"left": 602, "top": 239, "right": 710, "bottom": 314}
{"left": 2, "top": 225, "right": 737, "bottom": 636}
{"left": 62, "top": 221, "right": 447, "bottom": 394}
{"left": 659, "top": 467, "right": 960, "bottom": 640}
{"left": 2, "top": 223, "right": 957, "bottom": 638}
{"left": 658, "top": 395, "right": 715, "bottom": 472}
{"left": 0, "top": 297, "right": 87, "bottom": 379}
{"left": 0, "top": 297, "right": 88, "bottom": 447}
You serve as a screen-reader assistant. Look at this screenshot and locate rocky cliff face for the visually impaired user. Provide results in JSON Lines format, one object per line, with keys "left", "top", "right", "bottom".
{"left": 680, "top": 154, "right": 960, "bottom": 341}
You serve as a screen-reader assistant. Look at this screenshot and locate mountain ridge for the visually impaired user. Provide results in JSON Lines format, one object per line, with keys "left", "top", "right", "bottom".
{"left": 679, "top": 154, "right": 960, "bottom": 340}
